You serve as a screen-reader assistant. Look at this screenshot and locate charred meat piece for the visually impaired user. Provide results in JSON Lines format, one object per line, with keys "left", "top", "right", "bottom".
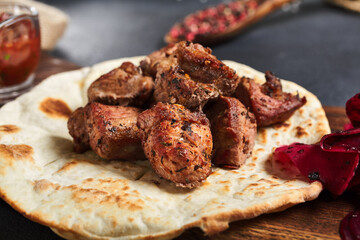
{"left": 206, "top": 96, "right": 257, "bottom": 169}
{"left": 68, "top": 102, "right": 145, "bottom": 160}
{"left": 153, "top": 41, "right": 240, "bottom": 110}
{"left": 137, "top": 102, "right": 212, "bottom": 188}
{"left": 68, "top": 107, "right": 90, "bottom": 153}
{"left": 154, "top": 55, "right": 219, "bottom": 110}
{"left": 235, "top": 71, "right": 307, "bottom": 127}
{"left": 176, "top": 41, "right": 240, "bottom": 96}
{"left": 140, "top": 43, "right": 178, "bottom": 78}
{"left": 87, "top": 62, "right": 154, "bottom": 107}
{"left": 85, "top": 102, "right": 145, "bottom": 160}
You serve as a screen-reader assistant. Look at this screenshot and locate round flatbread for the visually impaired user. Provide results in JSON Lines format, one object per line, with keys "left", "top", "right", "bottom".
{"left": 0, "top": 57, "right": 330, "bottom": 240}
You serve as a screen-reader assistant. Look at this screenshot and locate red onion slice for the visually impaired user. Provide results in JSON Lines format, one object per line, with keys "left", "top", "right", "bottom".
{"left": 320, "top": 128, "right": 360, "bottom": 154}
{"left": 346, "top": 93, "right": 360, "bottom": 128}
{"left": 344, "top": 123, "right": 355, "bottom": 131}
{"left": 274, "top": 143, "right": 359, "bottom": 196}
{"left": 340, "top": 210, "right": 360, "bottom": 240}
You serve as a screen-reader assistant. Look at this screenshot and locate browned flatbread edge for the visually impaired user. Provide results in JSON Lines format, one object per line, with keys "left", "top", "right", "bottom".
{"left": 0, "top": 58, "right": 329, "bottom": 240}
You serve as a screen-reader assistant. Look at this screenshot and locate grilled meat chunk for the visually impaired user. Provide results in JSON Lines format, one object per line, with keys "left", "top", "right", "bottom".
{"left": 140, "top": 43, "right": 177, "bottom": 78}
{"left": 137, "top": 102, "right": 212, "bottom": 188}
{"left": 153, "top": 41, "right": 239, "bottom": 110}
{"left": 68, "top": 102, "right": 145, "bottom": 160}
{"left": 87, "top": 62, "right": 154, "bottom": 107}
{"left": 154, "top": 55, "right": 219, "bottom": 110}
{"left": 67, "top": 107, "right": 90, "bottom": 153}
{"left": 235, "top": 71, "right": 307, "bottom": 127}
{"left": 176, "top": 41, "right": 240, "bottom": 96}
{"left": 206, "top": 96, "right": 257, "bottom": 169}
{"left": 85, "top": 102, "right": 145, "bottom": 160}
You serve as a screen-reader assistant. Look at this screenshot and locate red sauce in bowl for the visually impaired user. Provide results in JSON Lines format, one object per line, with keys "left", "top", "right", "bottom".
{"left": 0, "top": 12, "right": 40, "bottom": 87}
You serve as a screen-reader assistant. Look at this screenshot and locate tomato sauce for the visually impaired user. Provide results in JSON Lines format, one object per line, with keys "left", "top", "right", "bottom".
{"left": 0, "top": 12, "right": 40, "bottom": 87}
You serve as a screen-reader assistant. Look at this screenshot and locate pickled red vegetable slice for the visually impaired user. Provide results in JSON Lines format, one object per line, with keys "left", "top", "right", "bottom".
{"left": 273, "top": 143, "right": 359, "bottom": 196}
{"left": 321, "top": 128, "right": 360, "bottom": 154}
{"left": 340, "top": 210, "right": 360, "bottom": 240}
{"left": 348, "top": 167, "right": 360, "bottom": 190}
{"left": 346, "top": 93, "right": 360, "bottom": 128}
{"left": 344, "top": 123, "right": 354, "bottom": 131}
{"left": 340, "top": 211, "right": 353, "bottom": 240}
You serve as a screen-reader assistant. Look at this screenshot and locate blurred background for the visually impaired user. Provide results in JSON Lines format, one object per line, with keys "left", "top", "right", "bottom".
{"left": 37, "top": 0, "right": 360, "bottom": 107}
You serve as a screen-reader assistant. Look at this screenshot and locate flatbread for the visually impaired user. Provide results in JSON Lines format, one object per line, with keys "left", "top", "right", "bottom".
{"left": 0, "top": 57, "right": 330, "bottom": 240}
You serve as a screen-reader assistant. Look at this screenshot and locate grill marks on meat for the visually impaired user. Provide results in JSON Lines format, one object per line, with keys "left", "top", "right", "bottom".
{"left": 137, "top": 102, "right": 212, "bottom": 188}
{"left": 235, "top": 71, "right": 307, "bottom": 127}
{"left": 87, "top": 62, "right": 154, "bottom": 107}
{"left": 206, "top": 96, "right": 257, "bottom": 169}
{"left": 68, "top": 103, "right": 145, "bottom": 160}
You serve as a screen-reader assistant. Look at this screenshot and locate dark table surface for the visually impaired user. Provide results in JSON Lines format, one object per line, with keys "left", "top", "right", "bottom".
{"left": 41, "top": 0, "right": 360, "bottom": 107}
{"left": 1, "top": 1, "right": 360, "bottom": 239}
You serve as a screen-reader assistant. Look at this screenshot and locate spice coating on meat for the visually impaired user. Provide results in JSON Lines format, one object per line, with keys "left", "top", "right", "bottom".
{"left": 176, "top": 41, "right": 240, "bottom": 96}
{"left": 152, "top": 41, "right": 240, "bottom": 110}
{"left": 206, "top": 96, "right": 257, "bottom": 169}
{"left": 87, "top": 62, "right": 154, "bottom": 107}
{"left": 154, "top": 56, "right": 219, "bottom": 110}
{"left": 82, "top": 102, "right": 145, "bottom": 160}
{"left": 235, "top": 71, "right": 307, "bottom": 127}
{"left": 137, "top": 102, "right": 212, "bottom": 188}
{"left": 68, "top": 107, "right": 90, "bottom": 153}
{"left": 140, "top": 43, "right": 177, "bottom": 78}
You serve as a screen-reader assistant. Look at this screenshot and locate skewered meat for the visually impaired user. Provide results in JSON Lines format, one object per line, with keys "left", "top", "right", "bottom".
{"left": 153, "top": 41, "right": 239, "bottom": 110}
{"left": 87, "top": 62, "right": 154, "bottom": 107}
{"left": 235, "top": 71, "right": 307, "bottom": 127}
{"left": 140, "top": 43, "right": 177, "bottom": 78}
{"left": 206, "top": 96, "right": 257, "bottom": 169}
{"left": 137, "top": 102, "right": 212, "bottom": 188}
{"left": 67, "top": 107, "right": 90, "bottom": 153}
{"left": 68, "top": 102, "right": 145, "bottom": 160}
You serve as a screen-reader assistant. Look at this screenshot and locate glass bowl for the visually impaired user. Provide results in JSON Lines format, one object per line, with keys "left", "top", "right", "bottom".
{"left": 0, "top": 3, "right": 41, "bottom": 104}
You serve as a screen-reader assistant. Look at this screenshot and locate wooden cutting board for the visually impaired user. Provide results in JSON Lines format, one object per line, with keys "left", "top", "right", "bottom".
{"left": 4, "top": 52, "right": 358, "bottom": 240}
